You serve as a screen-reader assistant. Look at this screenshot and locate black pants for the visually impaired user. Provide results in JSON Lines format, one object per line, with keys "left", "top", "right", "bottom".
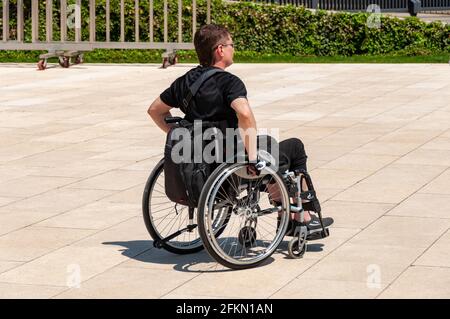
{"left": 279, "top": 138, "right": 308, "bottom": 173}
{"left": 256, "top": 135, "right": 308, "bottom": 174}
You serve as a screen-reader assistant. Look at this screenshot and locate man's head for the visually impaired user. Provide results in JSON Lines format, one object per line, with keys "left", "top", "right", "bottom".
{"left": 194, "top": 24, "right": 234, "bottom": 68}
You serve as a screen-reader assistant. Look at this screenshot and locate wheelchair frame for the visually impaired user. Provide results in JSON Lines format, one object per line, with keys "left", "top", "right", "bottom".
{"left": 142, "top": 158, "right": 330, "bottom": 269}
{"left": 142, "top": 116, "right": 330, "bottom": 269}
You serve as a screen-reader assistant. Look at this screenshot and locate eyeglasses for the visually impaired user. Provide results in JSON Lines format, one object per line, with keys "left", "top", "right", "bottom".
{"left": 213, "top": 43, "right": 235, "bottom": 50}
{"left": 221, "top": 43, "right": 235, "bottom": 49}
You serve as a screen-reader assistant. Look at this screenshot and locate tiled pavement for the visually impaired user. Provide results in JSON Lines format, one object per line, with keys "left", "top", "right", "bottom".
{"left": 0, "top": 63, "right": 449, "bottom": 299}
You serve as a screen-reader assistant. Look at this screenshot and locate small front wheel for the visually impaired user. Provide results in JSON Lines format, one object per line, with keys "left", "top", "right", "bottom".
{"left": 37, "top": 59, "right": 47, "bottom": 71}
{"left": 59, "top": 56, "right": 70, "bottom": 68}
{"left": 161, "top": 57, "right": 170, "bottom": 69}
{"left": 168, "top": 54, "right": 178, "bottom": 66}
{"left": 74, "top": 54, "right": 84, "bottom": 64}
{"left": 288, "top": 237, "right": 307, "bottom": 259}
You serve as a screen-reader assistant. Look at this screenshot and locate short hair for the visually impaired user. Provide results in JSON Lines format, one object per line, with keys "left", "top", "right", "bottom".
{"left": 194, "top": 24, "right": 231, "bottom": 67}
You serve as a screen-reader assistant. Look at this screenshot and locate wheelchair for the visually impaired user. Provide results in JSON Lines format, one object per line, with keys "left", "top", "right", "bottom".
{"left": 142, "top": 119, "right": 330, "bottom": 270}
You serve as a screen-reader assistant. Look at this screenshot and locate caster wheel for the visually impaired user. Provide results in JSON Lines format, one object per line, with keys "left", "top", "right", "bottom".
{"left": 169, "top": 55, "right": 178, "bottom": 65}
{"left": 288, "top": 238, "right": 307, "bottom": 259}
{"left": 59, "top": 56, "right": 70, "bottom": 68}
{"left": 37, "top": 59, "right": 47, "bottom": 71}
{"left": 74, "top": 54, "right": 83, "bottom": 64}
{"left": 162, "top": 57, "right": 170, "bottom": 69}
{"left": 238, "top": 226, "right": 257, "bottom": 247}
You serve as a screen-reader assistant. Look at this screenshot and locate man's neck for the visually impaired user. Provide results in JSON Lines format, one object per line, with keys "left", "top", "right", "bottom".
{"left": 211, "top": 61, "right": 226, "bottom": 70}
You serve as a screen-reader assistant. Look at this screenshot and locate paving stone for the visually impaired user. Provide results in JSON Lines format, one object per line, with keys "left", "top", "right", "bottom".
{"left": 322, "top": 201, "right": 394, "bottom": 229}
{"left": 414, "top": 230, "right": 450, "bottom": 268}
{"left": 347, "top": 216, "right": 450, "bottom": 249}
{"left": 378, "top": 266, "right": 450, "bottom": 299}
{"left": 165, "top": 253, "right": 317, "bottom": 299}
{"left": 387, "top": 193, "right": 450, "bottom": 219}
{"left": 0, "top": 188, "right": 114, "bottom": 215}
{"left": 0, "top": 210, "right": 61, "bottom": 236}
{"left": 0, "top": 246, "right": 133, "bottom": 287}
{"left": 0, "top": 283, "right": 66, "bottom": 299}
{"left": 322, "top": 154, "right": 398, "bottom": 172}
{"left": 68, "top": 170, "right": 149, "bottom": 191}
{"left": 0, "top": 197, "right": 20, "bottom": 207}
{"left": 0, "top": 261, "right": 23, "bottom": 274}
{"left": 36, "top": 202, "right": 141, "bottom": 230}
{"left": 271, "top": 278, "right": 386, "bottom": 299}
{"left": 0, "top": 226, "right": 95, "bottom": 262}
{"left": 395, "top": 148, "right": 450, "bottom": 167}
{"left": 334, "top": 164, "right": 446, "bottom": 204}
{"left": 0, "top": 176, "right": 77, "bottom": 198}
{"left": 1, "top": 63, "right": 449, "bottom": 299}
{"left": 308, "top": 168, "right": 373, "bottom": 190}
{"left": 420, "top": 169, "right": 450, "bottom": 195}
{"left": 53, "top": 266, "right": 199, "bottom": 299}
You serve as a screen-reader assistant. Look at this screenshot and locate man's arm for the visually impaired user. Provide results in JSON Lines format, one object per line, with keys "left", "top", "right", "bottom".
{"left": 230, "top": 97, "right": 257, "bottom": 162}
{"left": 147, "top": 97, "right": 173, "bottom": 134}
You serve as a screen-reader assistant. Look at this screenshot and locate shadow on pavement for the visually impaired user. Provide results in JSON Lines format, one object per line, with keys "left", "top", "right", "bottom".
{"left": 276, "top": 241, "right": 324, "bottom": 259}
{"left": 103, "top": 239, "right": 322, "bottom": 272}
{"left": 102, "top": 240, "right": 254, "bottom": 273}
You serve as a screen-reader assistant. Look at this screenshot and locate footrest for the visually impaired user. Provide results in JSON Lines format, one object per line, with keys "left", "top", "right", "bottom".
{"left": 306, "top": 227, "right": 330, "bottom": 241}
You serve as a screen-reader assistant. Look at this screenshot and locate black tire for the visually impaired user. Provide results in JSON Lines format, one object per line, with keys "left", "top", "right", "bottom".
{"left": 37, "top": 59, "right": 47, "bottom": 71}
{"left": 169, "top": 55, "right": 177, "bottom": 65}
{"left": 59, "top": 56, "right": 70, "bottom": 68}
{"left": 74, "top": 54, "right": 83, "bottom": 64}
{"left": 288, "top": 238, "right": 307, "bottom": 259}
{"left": 161, "top": 57, "right": 170, "bottom": 69}
{"left": 197, "top": 162, "right": 290, "bottom": 270}
{"left": 142, "top": 159, "right": 204, "bottom": 254}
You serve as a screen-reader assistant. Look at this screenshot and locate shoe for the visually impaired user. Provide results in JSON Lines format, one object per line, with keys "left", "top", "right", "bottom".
{"left": 306, "top": 214, "right": 333, "bottom": 231}
{"left": 305, "top": 215, "right": 333, "bottom": 240}
{"left": 278, "top": 214, "right": 333, "bottom": 238}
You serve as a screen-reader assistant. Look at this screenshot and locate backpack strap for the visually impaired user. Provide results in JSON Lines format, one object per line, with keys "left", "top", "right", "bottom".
{"left": 181, "top": 68, "right": 225, "bottom": 111}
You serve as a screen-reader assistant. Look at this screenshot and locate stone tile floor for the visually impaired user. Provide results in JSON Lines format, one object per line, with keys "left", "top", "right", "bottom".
{"left": 0, "top": 63, "right": 449, "bottom": 299}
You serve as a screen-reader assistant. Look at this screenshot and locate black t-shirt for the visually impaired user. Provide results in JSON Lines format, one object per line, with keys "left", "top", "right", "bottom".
{"left": 160, "top": 65, "right": 247, "bottom": 128}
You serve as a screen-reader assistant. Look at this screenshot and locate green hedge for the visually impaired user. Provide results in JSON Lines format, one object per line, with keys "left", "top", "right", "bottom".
{"left": 214, "top": 3, "right": 450, "bottom": 55}
{"left": 0, "top": 0, "right": 449, "bottom": 57}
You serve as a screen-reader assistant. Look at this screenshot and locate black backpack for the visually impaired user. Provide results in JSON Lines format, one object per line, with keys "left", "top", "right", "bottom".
{"left": 164, "top": 68, "right": 225, "bottom": 207}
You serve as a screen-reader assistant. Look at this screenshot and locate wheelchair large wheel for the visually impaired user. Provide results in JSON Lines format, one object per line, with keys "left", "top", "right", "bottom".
{"left": 142, "top": 159, "right": 204, "bottom": 254}
{"left": 197, "top": 162, "right": 291, "bottom": 269}
{"left": 142, "top": 159, "right": 231, "bottom": 255}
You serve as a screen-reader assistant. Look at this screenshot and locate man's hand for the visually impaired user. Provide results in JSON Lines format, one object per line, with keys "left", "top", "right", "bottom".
{"left": 247, "top": 159, "right": 266, "bottom": 176}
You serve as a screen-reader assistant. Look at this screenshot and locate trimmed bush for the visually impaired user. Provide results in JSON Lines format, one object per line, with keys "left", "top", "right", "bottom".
{"left": 0, "top": 0, "right": 449, "bottom": 60}
{"left": 214, "top": 3, "right": 449, "bottom": 56}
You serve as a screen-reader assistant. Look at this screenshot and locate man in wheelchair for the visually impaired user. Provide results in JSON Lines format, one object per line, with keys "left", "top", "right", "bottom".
{"left": 146, "top": 24, "right": 333, "bottom": 267}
